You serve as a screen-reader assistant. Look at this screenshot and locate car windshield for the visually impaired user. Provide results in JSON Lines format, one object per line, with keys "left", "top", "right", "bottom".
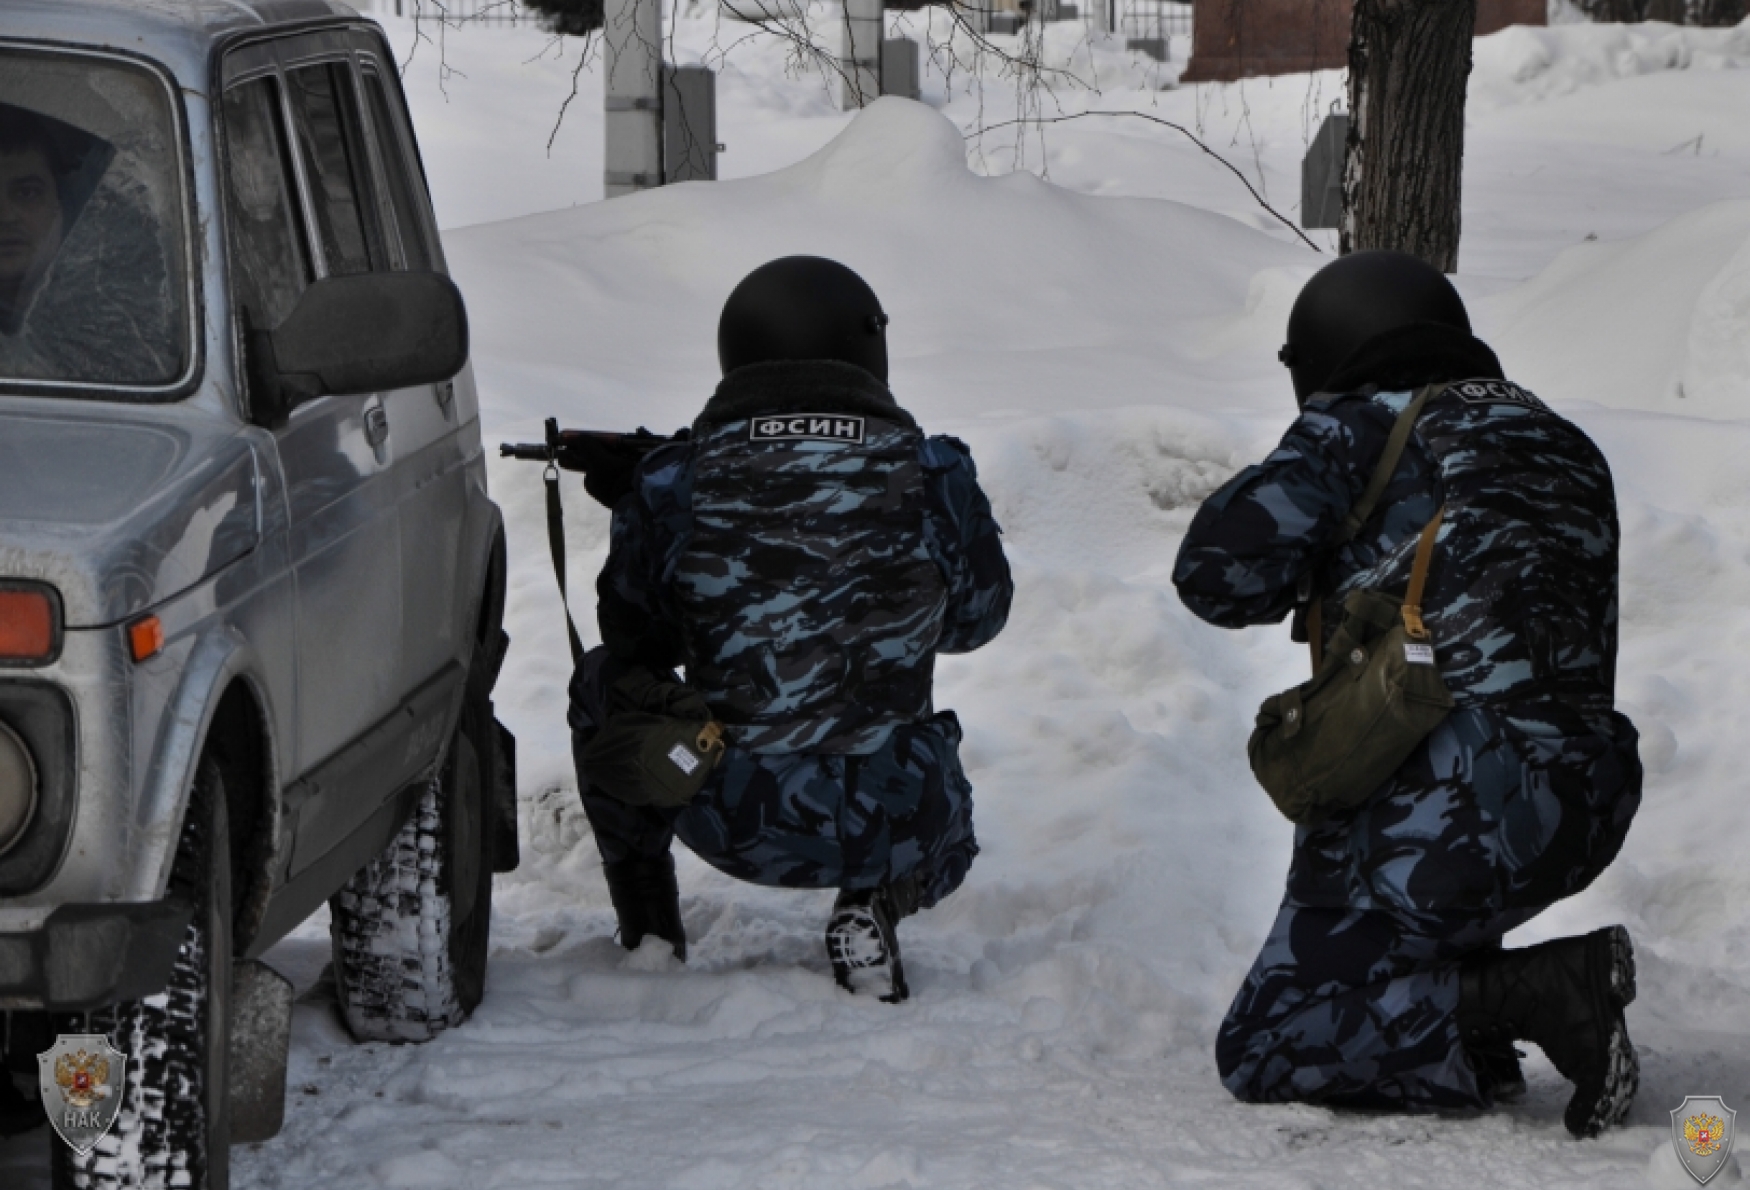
{"left": 0, "top": 48, "right": 192, "bottom": 394}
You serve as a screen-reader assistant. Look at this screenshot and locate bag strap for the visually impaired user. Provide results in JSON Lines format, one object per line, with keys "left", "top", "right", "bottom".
{"left": 544, "top": 462, "right": 586, "bottom": 667}
{"left": 1305, "top": 382, "right": 1447, "bottom": 673}
{"left": 1401, "top": 506, "right": 1444, "bottom": 641}
{"left": 1336, "top": 382, "right": 1446, "bottom": 545}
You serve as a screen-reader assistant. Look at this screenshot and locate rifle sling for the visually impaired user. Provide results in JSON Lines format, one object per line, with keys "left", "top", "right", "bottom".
{"left": 544, "top": 465, "right": 586, "bottom": 667}
{"left": 1339, "top": 382, "right": 1445, "bottom": 544}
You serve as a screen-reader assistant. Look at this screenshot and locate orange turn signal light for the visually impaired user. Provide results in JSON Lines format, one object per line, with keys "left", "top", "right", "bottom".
{"left": 129, "top": 616, "right": 165, "bottom": 664}
{"left": 0, "top": 584, "right": 61, "bottom": 666}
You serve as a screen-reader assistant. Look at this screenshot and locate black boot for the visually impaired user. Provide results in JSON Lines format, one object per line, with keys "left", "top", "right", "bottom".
{"left": 602, "top": 853, "right": 686, "bottom": 961}
{"left": 1457, "top": 925, "right": 1638, "bottom": 1137}
{"left": 826, "top": 885, "right": 910, "bottom": 1004}
{"left": 1467, "top": 1038, "right": 1527, "bottom": 1103}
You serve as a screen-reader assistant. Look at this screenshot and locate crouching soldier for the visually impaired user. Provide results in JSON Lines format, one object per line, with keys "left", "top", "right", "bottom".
{"left": 569, "top": 256, "right": 1013, "bottom": 1001}
{"left": 1173, "top": 251, "right": 1643, "bottom": 1136}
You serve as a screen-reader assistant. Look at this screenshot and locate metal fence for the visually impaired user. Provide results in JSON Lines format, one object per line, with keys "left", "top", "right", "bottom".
{"left": 1116, "top": 0, "right": 1192, "bottom": 41}
{"left": 368, "top": 0, "right": 536, "bottom": 24}
{"left": 365, "top": 0, "right": 1192, "bottom": 36}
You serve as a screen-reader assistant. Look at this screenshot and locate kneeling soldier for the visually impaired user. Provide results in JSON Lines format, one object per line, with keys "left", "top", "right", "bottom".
{"left": 1173, "top": 251, "right": 1643, "bottom": 1136}
{"left": 570, "top": 256, "right": 1013, "bottom": 1001}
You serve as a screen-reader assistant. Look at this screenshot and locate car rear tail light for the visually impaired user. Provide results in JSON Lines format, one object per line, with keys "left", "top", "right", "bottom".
{"left": 0, "top": 584, "right": 61, "bottom": 666}
{"left": 0, "top": 719, "right": 37, "bottom": 858}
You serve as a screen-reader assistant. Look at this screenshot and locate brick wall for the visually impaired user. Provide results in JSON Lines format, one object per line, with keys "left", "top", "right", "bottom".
{"left": 1181, "top": 0, "right": 1546, "bottom": 83}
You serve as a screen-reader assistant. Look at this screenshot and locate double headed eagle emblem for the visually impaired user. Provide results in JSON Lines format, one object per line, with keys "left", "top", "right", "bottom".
{"left": 1685, "top": 1113, "right": 1727, "bottom": 1158}
{"left": 53, "top": 1048, "right": 112, "bottom": 1110}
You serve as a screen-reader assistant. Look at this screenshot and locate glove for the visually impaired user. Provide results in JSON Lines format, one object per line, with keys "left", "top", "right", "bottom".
{"left": 556, "top": 427, "right": 683, "bottom": 509}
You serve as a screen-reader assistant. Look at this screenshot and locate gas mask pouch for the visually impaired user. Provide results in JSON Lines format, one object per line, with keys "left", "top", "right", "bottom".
{"left": 1247, "top": 511, "right": 1453, "bottom": 824}
{"left": 579, "top": 667, "right": 727, "bottom": 808}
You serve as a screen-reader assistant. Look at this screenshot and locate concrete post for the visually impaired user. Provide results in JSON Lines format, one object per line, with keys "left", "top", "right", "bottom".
{"left": 838, "top": 0, "right": 883, "bottom": 110}
{"left": 604, "top": 0, "right": 663, "bottom": 197}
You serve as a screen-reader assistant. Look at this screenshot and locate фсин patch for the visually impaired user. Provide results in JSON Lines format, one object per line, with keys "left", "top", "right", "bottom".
{"left": 749, "top": 415, "right": 866, "bottom": 443}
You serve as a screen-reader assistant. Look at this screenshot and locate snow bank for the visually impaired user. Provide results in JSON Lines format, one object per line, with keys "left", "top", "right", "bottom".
{"left": 447, "top": 97, "right": 1303, "bottom": 441}
{"left": 1472, "top": 18, "right": 1750, "bottom": 105}
{"left": 1482, "top": 200, "right": 1750, "bottom": 418}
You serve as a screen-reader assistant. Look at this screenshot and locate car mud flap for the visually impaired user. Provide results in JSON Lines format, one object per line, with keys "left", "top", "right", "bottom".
{"left": 229, "top": 960, "right": 294, "bottom": 1143}
{"left": 492, "top": 716, "right": 520, "bottom": 874}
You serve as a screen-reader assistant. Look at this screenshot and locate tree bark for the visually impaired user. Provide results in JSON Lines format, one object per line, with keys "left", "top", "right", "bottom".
{"left": 1340, "top": 0, "right": 1476, "bottom": 273}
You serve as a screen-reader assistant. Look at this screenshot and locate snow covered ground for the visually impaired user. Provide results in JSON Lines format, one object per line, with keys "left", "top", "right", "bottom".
{"left": 9, "top": 10, "right": 1750, "bottom": 1189}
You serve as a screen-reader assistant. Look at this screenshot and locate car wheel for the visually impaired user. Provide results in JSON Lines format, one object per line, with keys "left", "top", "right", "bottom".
{"left": 54, "top": 755, "right": 233, "bottom": 1189}
{"left": 328, "top": 684, "right": 493, "bottom": 1042}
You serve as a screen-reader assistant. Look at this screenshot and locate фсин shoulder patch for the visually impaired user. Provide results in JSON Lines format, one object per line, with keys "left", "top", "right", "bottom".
{"left": 749, "top": 414, "right": 866, "bottom": 443}
{"left": 1449, "top": 379, "right": 1550, "bottom": 413}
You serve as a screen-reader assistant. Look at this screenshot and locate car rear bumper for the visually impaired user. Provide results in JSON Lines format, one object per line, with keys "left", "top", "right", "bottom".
{"left": 0, "top": 899, "right": 192, "bottom": 1011}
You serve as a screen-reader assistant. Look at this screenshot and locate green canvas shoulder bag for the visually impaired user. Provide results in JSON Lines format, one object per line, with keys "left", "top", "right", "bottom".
{"left": 579, "top": 667, "right": 727, "bottom": 808}
{"left": 1245, "top": 385, "right": 1456, "bottom": 826}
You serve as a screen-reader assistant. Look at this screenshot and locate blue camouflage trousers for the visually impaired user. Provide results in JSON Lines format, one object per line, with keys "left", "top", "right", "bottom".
{"left": 1217, "top": 703, "right": 1642, "bottom": 1110}
{"left": 569, "top": 649, "right": 979, "bottom": 908}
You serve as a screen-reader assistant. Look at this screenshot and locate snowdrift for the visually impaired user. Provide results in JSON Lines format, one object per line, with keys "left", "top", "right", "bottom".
{"left": 1472, "top": 18, "right": 1750, "bottom": 105}
{"left": 1485, "top": 200, "right": 1750, "bottom": 420}
{"left": 446, "top": 97, "right": 1304, "bottom": 438}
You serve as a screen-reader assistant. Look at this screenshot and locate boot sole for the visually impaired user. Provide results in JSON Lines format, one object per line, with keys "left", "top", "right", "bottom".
{"left": 1567, "top": 925, "right": 1639, "bottom": 1138}
{"left": 827, "top": 903, "right": 910, "bottom": 1004}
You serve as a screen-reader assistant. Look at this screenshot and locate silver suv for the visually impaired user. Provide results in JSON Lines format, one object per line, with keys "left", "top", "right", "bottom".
{"left": 0, "top": 2, "right": 515, "bottom": 1186}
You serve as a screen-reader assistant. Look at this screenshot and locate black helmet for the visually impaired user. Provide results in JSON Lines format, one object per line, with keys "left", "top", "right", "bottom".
{"left": 1279, "top": 250, "right": 1471, "bottom": 405}
{"left": 717, "top": 256, "right": 889, "bottom": 381}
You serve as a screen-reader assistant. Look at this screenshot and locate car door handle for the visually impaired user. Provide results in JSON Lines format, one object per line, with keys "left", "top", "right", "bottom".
{"left": 364, "top": 405, "right": 389, "bottom": 447}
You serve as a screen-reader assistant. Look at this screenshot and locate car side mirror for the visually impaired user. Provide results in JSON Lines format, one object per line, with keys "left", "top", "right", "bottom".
{"left": 246, "top": 271, "right": 469, "bottom": 429}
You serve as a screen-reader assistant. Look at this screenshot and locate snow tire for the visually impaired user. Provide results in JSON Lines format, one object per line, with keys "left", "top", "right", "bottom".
{"left": 53, "top": 755, "right": 233, "bottom": 1190}
{"left": 329, "top": 687, "right": 494, "bottom": 1042}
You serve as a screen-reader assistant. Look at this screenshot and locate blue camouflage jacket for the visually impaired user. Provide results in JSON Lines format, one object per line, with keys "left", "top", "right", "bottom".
{"left": 1174, "top": 379, "right": 1621, "bottom": 711}
{"left": 598, "top": 360, "right": 1013, "bottom": 754}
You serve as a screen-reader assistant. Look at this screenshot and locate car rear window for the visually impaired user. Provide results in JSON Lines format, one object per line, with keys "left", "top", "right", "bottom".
{"left": 0, "top": 48, "right": 193, "bottom": 395}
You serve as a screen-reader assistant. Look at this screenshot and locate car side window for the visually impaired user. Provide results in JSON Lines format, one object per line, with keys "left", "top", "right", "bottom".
{"left": 220, "top": 76, "right": 309, "bottom": 333}
{"left": 283, "top": 61, "right": 383, "bottom": 277}
{"left": 359, "top": 64, "right": 434, "bottom": 272}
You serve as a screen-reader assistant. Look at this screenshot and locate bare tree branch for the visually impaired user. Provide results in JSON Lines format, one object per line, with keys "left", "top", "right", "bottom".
{"left": 548, "top": 33, "right": 601, "bottom": 151}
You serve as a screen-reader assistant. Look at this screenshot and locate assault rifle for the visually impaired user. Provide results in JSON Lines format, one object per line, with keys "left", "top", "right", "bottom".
{"left": 500, "top": 418, "right": 686, "bottom": 665}
{"left": 500, "top": 419, "right": 684, "bottom": 510}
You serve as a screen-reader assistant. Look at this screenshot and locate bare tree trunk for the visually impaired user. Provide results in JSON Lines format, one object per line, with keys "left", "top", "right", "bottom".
{"left": 1340, "top": 0, "right": 1476, "bottom": 273}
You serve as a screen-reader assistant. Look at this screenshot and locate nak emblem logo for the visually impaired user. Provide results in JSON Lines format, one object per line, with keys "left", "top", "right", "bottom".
{"left": 750, "top": 415, "right": 866, "bottom": 444}
{"left": 39, "top": 1034, "right": 127, "bottom": 1156}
